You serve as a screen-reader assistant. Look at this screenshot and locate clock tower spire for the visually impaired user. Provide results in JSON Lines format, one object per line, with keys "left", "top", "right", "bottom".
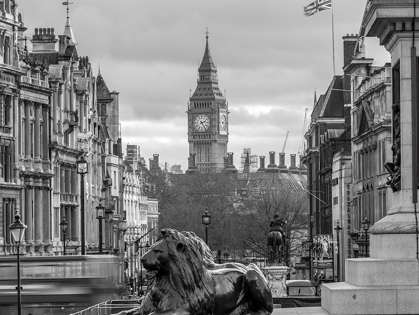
{"left": 187, "top": 30, "right": 228, "bottom": 173}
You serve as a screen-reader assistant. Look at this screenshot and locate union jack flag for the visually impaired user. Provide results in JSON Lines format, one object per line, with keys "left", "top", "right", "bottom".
{"left": 304, "top": 0, "right": 332, "bottom": 16}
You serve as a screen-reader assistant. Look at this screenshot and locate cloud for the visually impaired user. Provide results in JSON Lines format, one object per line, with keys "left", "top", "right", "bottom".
{"left": 19, "top": 0, "right": 391, "bottom": 169}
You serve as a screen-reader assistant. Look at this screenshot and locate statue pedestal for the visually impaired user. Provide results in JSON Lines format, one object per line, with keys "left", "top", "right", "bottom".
{"left": 261, "top": 264, "right": 291, "bottom": 298}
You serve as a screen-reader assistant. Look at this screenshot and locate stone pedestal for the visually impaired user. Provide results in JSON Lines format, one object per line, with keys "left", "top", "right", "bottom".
{"left": 262, "top": 264, "right": 290, "bottom": 298}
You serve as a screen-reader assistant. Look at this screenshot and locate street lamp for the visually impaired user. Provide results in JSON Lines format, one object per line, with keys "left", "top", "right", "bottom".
{"left": 362, "top": 217, "right": 370, "bottom": 257}
{"left": 9, "top": 211, "right": 27, "bottom": 315}
{"left": 77, "top": 155, "right": 88, "bottom": 255}
{"left": 96, "top": 203, "right": 105, "bottom": 254}
{"left": 60, "top": 217, "right": 68, "bottom": 256}
{"left": 334, "top": 221, "right": 342, "bottom": 282}
{"left": 202, "top": 209, "right": 211, "bottom": 244}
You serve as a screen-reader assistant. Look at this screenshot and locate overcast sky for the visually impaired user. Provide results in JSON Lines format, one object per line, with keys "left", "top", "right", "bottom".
{"left": 19, "top": 0, "right": 389, "bottom": 171}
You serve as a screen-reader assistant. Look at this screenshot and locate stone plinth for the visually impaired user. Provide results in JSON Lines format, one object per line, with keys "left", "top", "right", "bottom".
{"left": 322, "top": 282, "right": 419, "bottom": 315}
{"left": 262, "top": 264, "right": 290, "bottom": 298}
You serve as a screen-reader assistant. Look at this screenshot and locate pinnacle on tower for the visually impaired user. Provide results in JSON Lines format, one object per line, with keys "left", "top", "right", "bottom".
{"left": 62, "top": 2, "right": 77, "bottom": 45}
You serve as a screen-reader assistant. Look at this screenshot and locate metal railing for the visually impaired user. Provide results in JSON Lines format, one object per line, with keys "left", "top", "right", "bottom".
{"left": 70, "top": 300, "right": 142, "bottom": 315}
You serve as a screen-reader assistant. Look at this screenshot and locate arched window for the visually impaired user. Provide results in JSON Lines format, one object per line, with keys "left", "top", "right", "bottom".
{"left": 101, "top": 104, "right": 106, "bottom": 115}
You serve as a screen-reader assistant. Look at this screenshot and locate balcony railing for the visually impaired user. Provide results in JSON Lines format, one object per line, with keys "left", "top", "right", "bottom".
{"left": 60, "top": 193, "right": 79, "bottom": 205}
{"left": 21, "top": 76, "right": 48, "bottom": 88}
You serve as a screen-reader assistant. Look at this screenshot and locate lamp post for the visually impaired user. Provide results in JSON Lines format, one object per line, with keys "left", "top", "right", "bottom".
{"left": 139, "top": 243, "right": 144, "bottom": 295}
{"left": 96, "top": 203, "right": 105, "bottom": 254}
{"left": 77, "top": 155, "right": 88, "bottom": 255}
{"left": 202, "top": 209, "right": 211, "bottom": 244}
{"left": 9, "top": 211, "right": 27, "bottom": 315}
{"left": 60, "top": 217, "right": 68, "bottom": 256}
{"left": 334, "top": 221, "right": 342, "bottom": 282}
{"left": 362, "top": 217, "right": 370, "bottom": 257}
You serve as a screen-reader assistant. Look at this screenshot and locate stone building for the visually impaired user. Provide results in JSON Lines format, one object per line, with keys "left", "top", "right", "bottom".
{"left": 0, "top": 4, "right": 35, "bottom": 253}
{"left": 123, "top": 144, "right": 160, "bottom": 291}
{"left": 302, "top": 75, "right": 347, "bottom": 238}
{"left": 345, "top": 44, "right": 392, "bottom": 259}
{"left": 0, "top": 3, "right": 126, "bottom": 257}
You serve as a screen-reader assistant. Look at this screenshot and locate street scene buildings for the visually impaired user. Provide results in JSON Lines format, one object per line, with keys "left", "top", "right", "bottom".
{"left": 3, "top": 0, "right": 419, "bottom": 314}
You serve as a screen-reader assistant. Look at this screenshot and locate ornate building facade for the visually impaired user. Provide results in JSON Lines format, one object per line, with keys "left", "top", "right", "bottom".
{"left": 187, "top": 32, "right": 228, "bottom": 173}
{"left": 0, "top": 2, "right": 126, "bottom": 257}
{"left": 0, "top": 3, "right": 31, "bottom": 253}
{"left": 346, "top": 44, "right": 392, "bottom": 258}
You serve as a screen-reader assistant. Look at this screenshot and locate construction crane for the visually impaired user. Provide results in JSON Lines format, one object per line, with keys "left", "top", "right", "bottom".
{"left": 298, "top": 108, "right": 309, "bottom": 155}
{"left": 282, "top": 131, "right": 289, "bottom": 153}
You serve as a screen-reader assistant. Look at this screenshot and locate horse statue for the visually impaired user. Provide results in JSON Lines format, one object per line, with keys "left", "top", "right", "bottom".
{"left": 267, "top": 214, "right": 286, "bottom": 264}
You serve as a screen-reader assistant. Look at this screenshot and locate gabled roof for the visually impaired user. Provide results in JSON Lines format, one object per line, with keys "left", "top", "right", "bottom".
{"left": 320, "top": 76, "right": 344, "bottom": 117}
{"left": 96, "top": 73, "right": 112, "bottom": 100}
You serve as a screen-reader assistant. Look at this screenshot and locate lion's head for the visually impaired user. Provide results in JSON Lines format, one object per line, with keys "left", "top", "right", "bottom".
{"left": 141, "top": 229, "right": 215, "bottom": 303}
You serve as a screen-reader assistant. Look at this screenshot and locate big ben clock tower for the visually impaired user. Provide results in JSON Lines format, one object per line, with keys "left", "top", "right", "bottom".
{"left": 187, "top": 30, "right": 229, "bottom": 173}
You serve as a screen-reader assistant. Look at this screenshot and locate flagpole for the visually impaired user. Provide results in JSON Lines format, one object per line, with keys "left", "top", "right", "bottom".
{"left": 331, "top": 0, "right": 336, "bottom": 76}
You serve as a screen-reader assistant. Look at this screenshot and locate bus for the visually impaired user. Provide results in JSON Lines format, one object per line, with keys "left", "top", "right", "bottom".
{"left": 0, "top": 255, "right": 119, "bottom": 315}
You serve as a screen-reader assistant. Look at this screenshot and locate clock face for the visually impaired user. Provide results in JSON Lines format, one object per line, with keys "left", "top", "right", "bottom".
{"left": 194, "top": 114, "right": 210, "bottom": 131}
{"left": 219, "top": 114, "right": 227, "bottom": 134}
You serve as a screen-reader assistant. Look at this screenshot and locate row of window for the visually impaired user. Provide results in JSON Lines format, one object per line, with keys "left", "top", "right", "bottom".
{"left": 353, "top": 140, "right": 387, "bottom": 181}
{"left": 352, "top": 188, "right": 386, "bottom": 231}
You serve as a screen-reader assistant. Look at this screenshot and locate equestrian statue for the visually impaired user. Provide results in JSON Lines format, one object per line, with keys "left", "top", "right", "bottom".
{"left": 267, "top": 214, "right": 286, "bottom": 264}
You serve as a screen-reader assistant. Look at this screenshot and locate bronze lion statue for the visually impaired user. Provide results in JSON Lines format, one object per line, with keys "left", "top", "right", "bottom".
{"left": 118, "top": 228, "right": 273, "bottom": 315}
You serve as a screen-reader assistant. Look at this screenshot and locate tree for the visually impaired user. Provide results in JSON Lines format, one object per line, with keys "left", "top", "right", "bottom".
{"left": 155, "top": 171, "right": 308, "bottom": 265}
{"left": 231, "top": 176, "right": 309, "bottom": 263}
{"left": 156, "top": 172, "right": 241, "bottom": 251}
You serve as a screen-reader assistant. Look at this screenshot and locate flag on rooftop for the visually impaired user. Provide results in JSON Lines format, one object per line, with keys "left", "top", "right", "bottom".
{"left": 304, "top": 0, "right": 332, "bottom": 17}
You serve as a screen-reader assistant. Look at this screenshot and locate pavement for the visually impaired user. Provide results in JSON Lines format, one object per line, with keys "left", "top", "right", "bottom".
{"left": 272, "top": 306, "right": 330, "bottom": 315}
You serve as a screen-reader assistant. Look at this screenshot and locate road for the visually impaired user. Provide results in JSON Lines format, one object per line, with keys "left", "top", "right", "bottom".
{"left": 272, "top": 306, "right": 329, "bottom": 315}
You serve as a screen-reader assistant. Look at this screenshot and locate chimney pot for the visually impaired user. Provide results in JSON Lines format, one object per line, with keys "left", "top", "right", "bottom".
{"left": 269, "top": 151, "right": 275, "bottom": 165}
{"left": 259, "top": 156, "right": 266, "bottom": 171}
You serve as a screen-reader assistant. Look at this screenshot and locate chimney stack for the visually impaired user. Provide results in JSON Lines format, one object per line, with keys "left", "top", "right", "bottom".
{"left": 223, "top": 152, "right": 238, "bottom": 174}
{"left": 289, "top": 154, "right": 299, "bottom": 174}
{"left": 258, "top": 156, "right": 266, "bottom": 172}
{"left": 266, "top": 151, "right": 279, "bottom": 173}
{"left": 278, "top": 152, "right": 288, "bottom": 173}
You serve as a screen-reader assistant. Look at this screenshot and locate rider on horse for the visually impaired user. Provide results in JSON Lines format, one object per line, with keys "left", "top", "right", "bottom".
{"left": 270, "top": 213, "right": 286, "bottom": 239}
{"left": 267, "top": 214, "right": 286, "bottom": 263}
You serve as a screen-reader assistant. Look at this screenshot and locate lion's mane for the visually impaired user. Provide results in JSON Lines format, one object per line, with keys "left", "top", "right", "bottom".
{"left": 151, "top": 229, "right": 216, "bottom": 314}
